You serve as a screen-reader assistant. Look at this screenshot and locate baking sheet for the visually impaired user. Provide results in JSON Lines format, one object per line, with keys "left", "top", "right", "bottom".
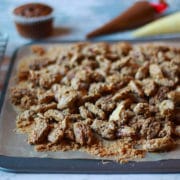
{"left": 0, "top": 41, "right": 180, "bottom": 163}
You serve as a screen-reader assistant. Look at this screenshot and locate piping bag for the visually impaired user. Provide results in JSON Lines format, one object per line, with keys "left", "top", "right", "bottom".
{"left": 133, "top": 12, "right": 180, "bottom": 37}
{"left": 86, "top": 0, "right": 168, "bottom": 39}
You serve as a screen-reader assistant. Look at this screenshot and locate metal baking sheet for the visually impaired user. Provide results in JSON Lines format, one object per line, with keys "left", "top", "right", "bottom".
{"left": 0, "top": 40, "right": 180, "bottom": 173}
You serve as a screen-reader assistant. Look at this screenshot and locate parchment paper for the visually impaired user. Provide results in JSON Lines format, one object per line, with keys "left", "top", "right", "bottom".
{"left": 0, "top": 42, "right": 180, "bottom": 162}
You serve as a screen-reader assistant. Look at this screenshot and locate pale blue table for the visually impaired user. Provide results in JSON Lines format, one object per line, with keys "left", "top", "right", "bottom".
{"left": 0, "top": 0, "right": 179, "bottom": 179}
{"left": 1, "top": 0, "right": 179, "bottom": 54}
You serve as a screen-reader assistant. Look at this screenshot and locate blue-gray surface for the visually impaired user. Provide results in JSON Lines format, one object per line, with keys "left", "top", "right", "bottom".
{"left": 1, "top": 0, "right": 180, "bottom": 55}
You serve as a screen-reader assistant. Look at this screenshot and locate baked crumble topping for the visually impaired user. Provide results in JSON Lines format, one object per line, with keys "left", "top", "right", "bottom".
{"left": 10, "top": 42, "right": 180, "bottom": 162}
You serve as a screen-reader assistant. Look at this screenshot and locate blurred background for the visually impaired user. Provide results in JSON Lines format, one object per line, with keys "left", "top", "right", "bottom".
{"left": 1, "top": 0, "right": 180, "bottom": 54}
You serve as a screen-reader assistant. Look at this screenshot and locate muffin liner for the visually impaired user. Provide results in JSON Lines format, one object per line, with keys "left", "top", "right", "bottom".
{"left": 12, "top": 6, "right": 54, "bottom": 39}
{"left": 12, "top": 12, "right": 54, "bottom": 24}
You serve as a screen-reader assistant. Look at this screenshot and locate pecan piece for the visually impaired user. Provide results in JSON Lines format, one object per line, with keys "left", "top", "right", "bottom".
{"left": 44, "top": 109, "right": 65, "bottom": 122}
{"left": 129, "top": 80, "right": 144, "bottom": 97}
{"left": 91, "top": 120, "right": 116, "bottom": 140}
{"left": 85, "top": 102, "right": 106, "bottom": 120}
{"left": 73, "top": 122, "right": 94, "bottom": 145}
{"left": 143, "top": 136, "right": 175, "bottom": 152}
{"left": 28, "top": 117, "right": 50, "bottom": 144}
{"left": 48, "top": 119, "right": 67, "bottom": 143}
{"left": 159, "top": 100, "right": 174, "bottom": 117}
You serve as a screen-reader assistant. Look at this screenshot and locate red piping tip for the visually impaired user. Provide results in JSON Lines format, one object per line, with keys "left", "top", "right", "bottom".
{"left": 150, "top": 2, "right": 168, "bottom": 13}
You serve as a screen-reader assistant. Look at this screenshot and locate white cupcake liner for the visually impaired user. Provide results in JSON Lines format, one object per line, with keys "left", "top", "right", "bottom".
{"left": 12, "top": 11, "right": 54, "bottom": 24}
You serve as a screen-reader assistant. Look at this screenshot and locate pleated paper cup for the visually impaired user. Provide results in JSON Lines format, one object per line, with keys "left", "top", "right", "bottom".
{"left": 12, "top": 3, "right": 54, "bottom": 39}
